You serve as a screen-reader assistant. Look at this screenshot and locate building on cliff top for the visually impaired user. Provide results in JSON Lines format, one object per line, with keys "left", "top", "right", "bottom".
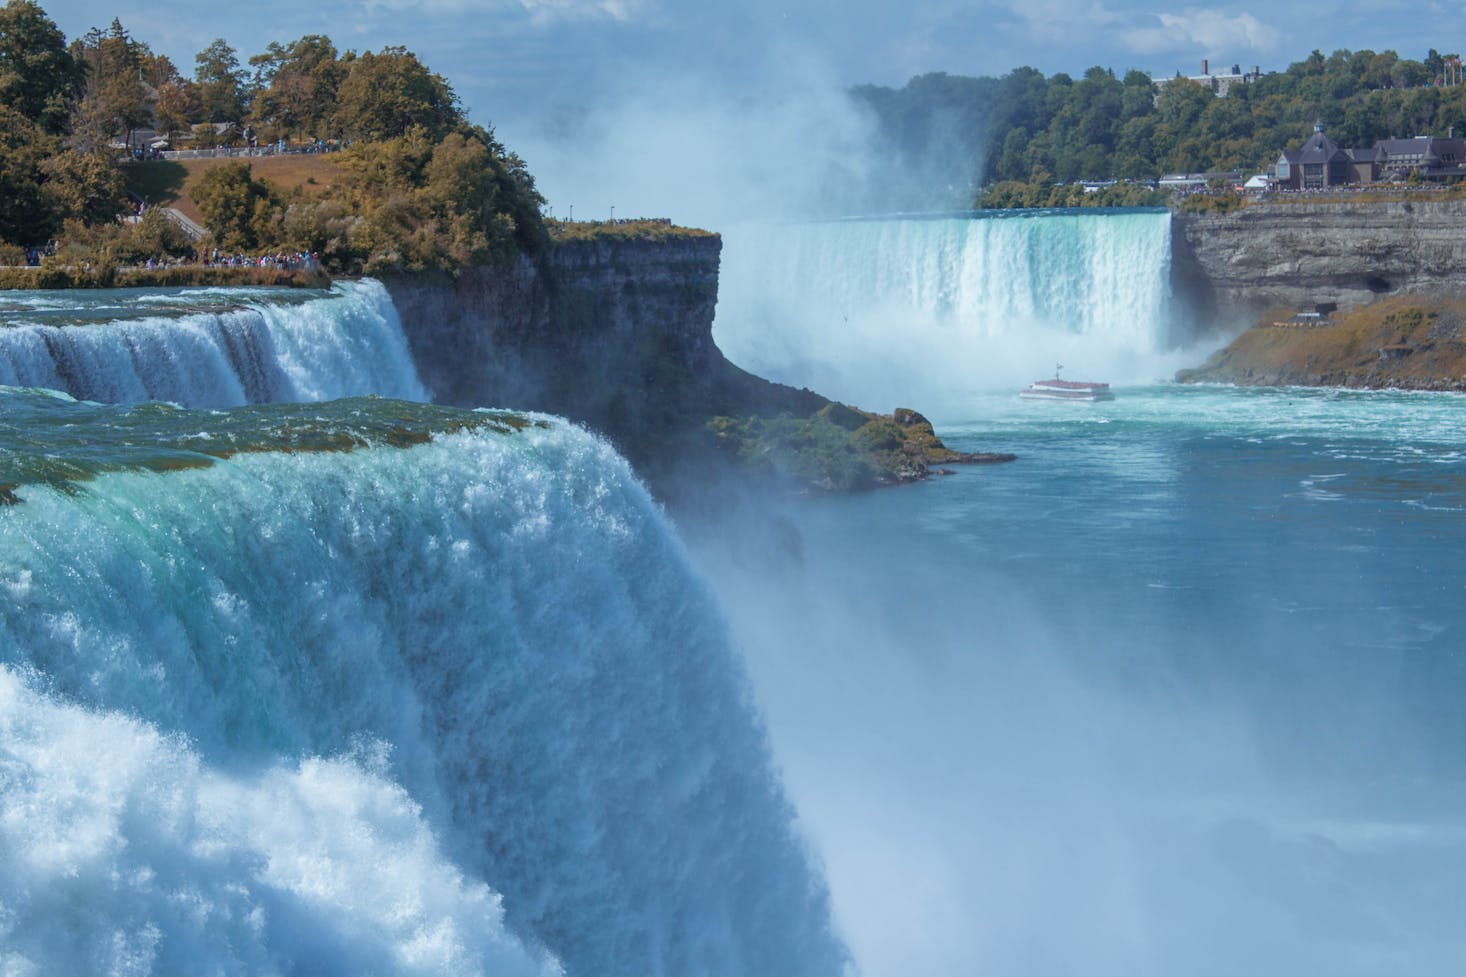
{"left": 1270, "top": 124, "right": 1466, "bottom": 189}
{"left": 1153, "top": 59, "right": 1262, "bottom": 95}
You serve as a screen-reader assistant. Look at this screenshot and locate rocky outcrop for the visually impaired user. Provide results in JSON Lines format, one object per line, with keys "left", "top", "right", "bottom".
{"left": 385, "top": 235, "right": 1006, "bottom": 495}
{"left": 1176, "top": 294, "right": 1466, "bottom": 389}
{"left": 1172, "top": 198, "right": 1466, "bottom": 331}
{"left": 384, "top": 236, "right": 726, "bottom": 418}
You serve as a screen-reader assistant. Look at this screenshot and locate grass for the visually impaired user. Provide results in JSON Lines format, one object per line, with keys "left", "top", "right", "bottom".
{"left": 1178, "top": 294, "right": 1466, "bottom": 389}
{"left": 546, "top": 218, "right": 717, "bottom": 244}
{"left": 123, "top": 155, "right": 345, "bottom": 225}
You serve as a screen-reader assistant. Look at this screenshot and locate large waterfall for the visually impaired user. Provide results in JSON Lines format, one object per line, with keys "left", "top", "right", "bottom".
{"left": 714, "top": 210, "right": 1183, "bottom": 416}
{"left": 0, "top": 391, "right": 843, "bottom": 977}
{"left": 0, "top": 280, "right": 426, "bottom": 407}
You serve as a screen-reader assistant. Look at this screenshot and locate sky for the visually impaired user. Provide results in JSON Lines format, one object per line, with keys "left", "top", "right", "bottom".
{"left": 36, "top": 0, "right": 1466, "bottom": 220}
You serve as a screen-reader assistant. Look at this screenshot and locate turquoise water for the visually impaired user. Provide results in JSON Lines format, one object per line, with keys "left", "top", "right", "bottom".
{"left": 693, "top": 382, "right": 1466, "bottom": 977}
{"left": 9, "top": 211, "right": 1466, "bottom": 977}
{"left": 0, "top": 280, "right": 424, "bottom": 405}
{"left": 0, "top": 389, "right": 841, "bottom": 977}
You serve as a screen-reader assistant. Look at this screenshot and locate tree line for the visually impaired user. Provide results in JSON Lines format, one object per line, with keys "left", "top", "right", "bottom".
{"left": 852, "top": 48, "right": 1466, "bottom": 208}
{"left": 0, "top": 0, "right": 544, "bottom": 272}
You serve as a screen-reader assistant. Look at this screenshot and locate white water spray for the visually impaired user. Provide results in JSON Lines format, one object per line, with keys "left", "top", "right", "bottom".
{"left": 0, "top": 415, "right": 844, "bottom": 977}
{"left": 715, "top": 211, "right": 1193, "bottom": 416}
{"left": 0, "top": 280, "right": 425, "bottom": 407}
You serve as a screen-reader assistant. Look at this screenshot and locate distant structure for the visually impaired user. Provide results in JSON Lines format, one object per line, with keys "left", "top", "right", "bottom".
{"left": 1271, "top": 123, "right": 1466, "bottom": 188}
{"left": 1153, "top": 60, "right": 1262, "bottom": 96}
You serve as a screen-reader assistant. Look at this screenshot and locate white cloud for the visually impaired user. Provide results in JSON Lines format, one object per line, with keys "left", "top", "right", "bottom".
{"left": 514, "top": 0, "right": 650, "bottom": 24}
{"left": 360, "top": 0, "right": 649, "bottom": 24}
{"left": 1122, "top": 9, "right": 1281, "bottom": 56}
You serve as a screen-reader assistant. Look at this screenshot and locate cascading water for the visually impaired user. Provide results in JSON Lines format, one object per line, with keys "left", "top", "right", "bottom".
{"left": 714, "top": 210, "right": 1185, "bottom": 416}
{"left": 0, "top": 279, "right": 426, "bottom": 407}
{"left": 0, "top": 391, "right": 844, "bottom": 977}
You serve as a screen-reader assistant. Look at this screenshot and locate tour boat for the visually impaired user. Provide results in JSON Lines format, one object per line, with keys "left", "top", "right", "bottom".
{"left": 1020, "top": 367, "right": 1114, "bottom": 402}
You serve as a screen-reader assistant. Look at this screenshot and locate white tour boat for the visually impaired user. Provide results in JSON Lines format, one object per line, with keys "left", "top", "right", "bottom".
{"left": 1020, "top": 366, "right": 1114, "bottom": 402}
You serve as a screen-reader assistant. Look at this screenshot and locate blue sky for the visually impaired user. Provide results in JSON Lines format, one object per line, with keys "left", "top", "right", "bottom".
{"left": 37, "top": 0, "right": 1466, "bottom": 220}
{"left": 40, "top": 0, "right": 1466, "bottom": 128}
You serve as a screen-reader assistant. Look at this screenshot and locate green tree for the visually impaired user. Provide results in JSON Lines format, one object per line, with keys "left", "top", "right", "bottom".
{"left": 0, "top": 0, "right": 84, "bottom": 133}
{"left": 0, "top": 103, "right": 57, "bottom": 244}
{"left": 195, "top": 38, "right": 247, "bottom": 122}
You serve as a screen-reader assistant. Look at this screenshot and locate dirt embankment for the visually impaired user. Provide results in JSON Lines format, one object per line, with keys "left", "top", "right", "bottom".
{"left": 1177, "top": 295, "right": 1466, "bottom": 390}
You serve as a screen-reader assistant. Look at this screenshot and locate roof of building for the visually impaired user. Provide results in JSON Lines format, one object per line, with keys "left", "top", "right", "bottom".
{"left": 1297, "top": 128, "right": 1350, "bottom": 164}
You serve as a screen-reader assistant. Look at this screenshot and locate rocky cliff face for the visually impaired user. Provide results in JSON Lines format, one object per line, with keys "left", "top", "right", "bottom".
{"left": 385, "top": 235, "right": 1006, "bottom": 495}
{"left": 385, "top": 235, "right": 724, "bottom": 417}
{"left": 1172, "top": 199, "right": 1466, "bottom": 330}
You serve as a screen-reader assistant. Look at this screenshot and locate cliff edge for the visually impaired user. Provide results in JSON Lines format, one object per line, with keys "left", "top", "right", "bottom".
{"left": 1172, "top": 198, "right": 1466, "bottom": 330}
{"left": 385, "top": 233, "right": 1011, "bottom": 496}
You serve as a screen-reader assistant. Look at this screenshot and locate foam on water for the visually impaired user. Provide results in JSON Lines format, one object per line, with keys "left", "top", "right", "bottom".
{"left": 0, "top": 669, "right": 555, "bottom": 977}
{"left": 0, "top": 280, "right": 425, "bottom": 407}
{"left": 0, "top": 399, "right": 843, "bottom": 977}
{"left": 714, "top": 211, "right": 1193, "bottom": 415}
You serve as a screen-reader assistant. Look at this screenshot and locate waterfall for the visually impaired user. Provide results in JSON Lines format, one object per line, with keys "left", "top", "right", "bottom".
{"left": 0, "top": 391, "right": 844, "bottom": 977}
{"left": 0, "top": 280, "right": 426, "bottom": 407}
{"left": 714, "top": 210, "right": 1180, "bottom": 415}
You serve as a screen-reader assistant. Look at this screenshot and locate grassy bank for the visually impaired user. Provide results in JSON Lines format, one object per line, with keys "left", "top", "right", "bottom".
{"left": 123, "top": 156, "right": 344, "bottom": 226}
{"left": 1177, "top": 294, "right": 1466, "bottom": 389}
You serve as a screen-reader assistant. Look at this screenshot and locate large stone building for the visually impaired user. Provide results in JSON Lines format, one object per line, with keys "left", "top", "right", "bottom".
{"left": 1271, "top": 124, "right": 1466, "bottom": 188}
{"left": 1153, "top": 60, "right": 1263, "bottom": 96}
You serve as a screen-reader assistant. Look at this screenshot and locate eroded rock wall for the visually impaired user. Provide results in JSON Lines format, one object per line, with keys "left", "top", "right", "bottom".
{"left": 1172, "top": 199, "right": 1466, "bottom": 330}
{"left": 385, "top": 235, "right": 724, "bottom": 414}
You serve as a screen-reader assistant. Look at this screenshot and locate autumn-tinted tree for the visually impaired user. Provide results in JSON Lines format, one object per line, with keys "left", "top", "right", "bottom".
{"left": 0, "top": 0, "right": 84, "bottom": 133}
{"left": 153, "top": 78, "right": 201, "bottom": 141}
{"left": 194, "top": 160, "right": 275, "bottom": 250}
{"left": 333, "top": 47, "right": 460, "bottom": 142}
{"left": 69, "top": 19, "right": 152, "bottom": 151}
{"left": 42, "top": 149, "right": 127, "bottom": 225}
